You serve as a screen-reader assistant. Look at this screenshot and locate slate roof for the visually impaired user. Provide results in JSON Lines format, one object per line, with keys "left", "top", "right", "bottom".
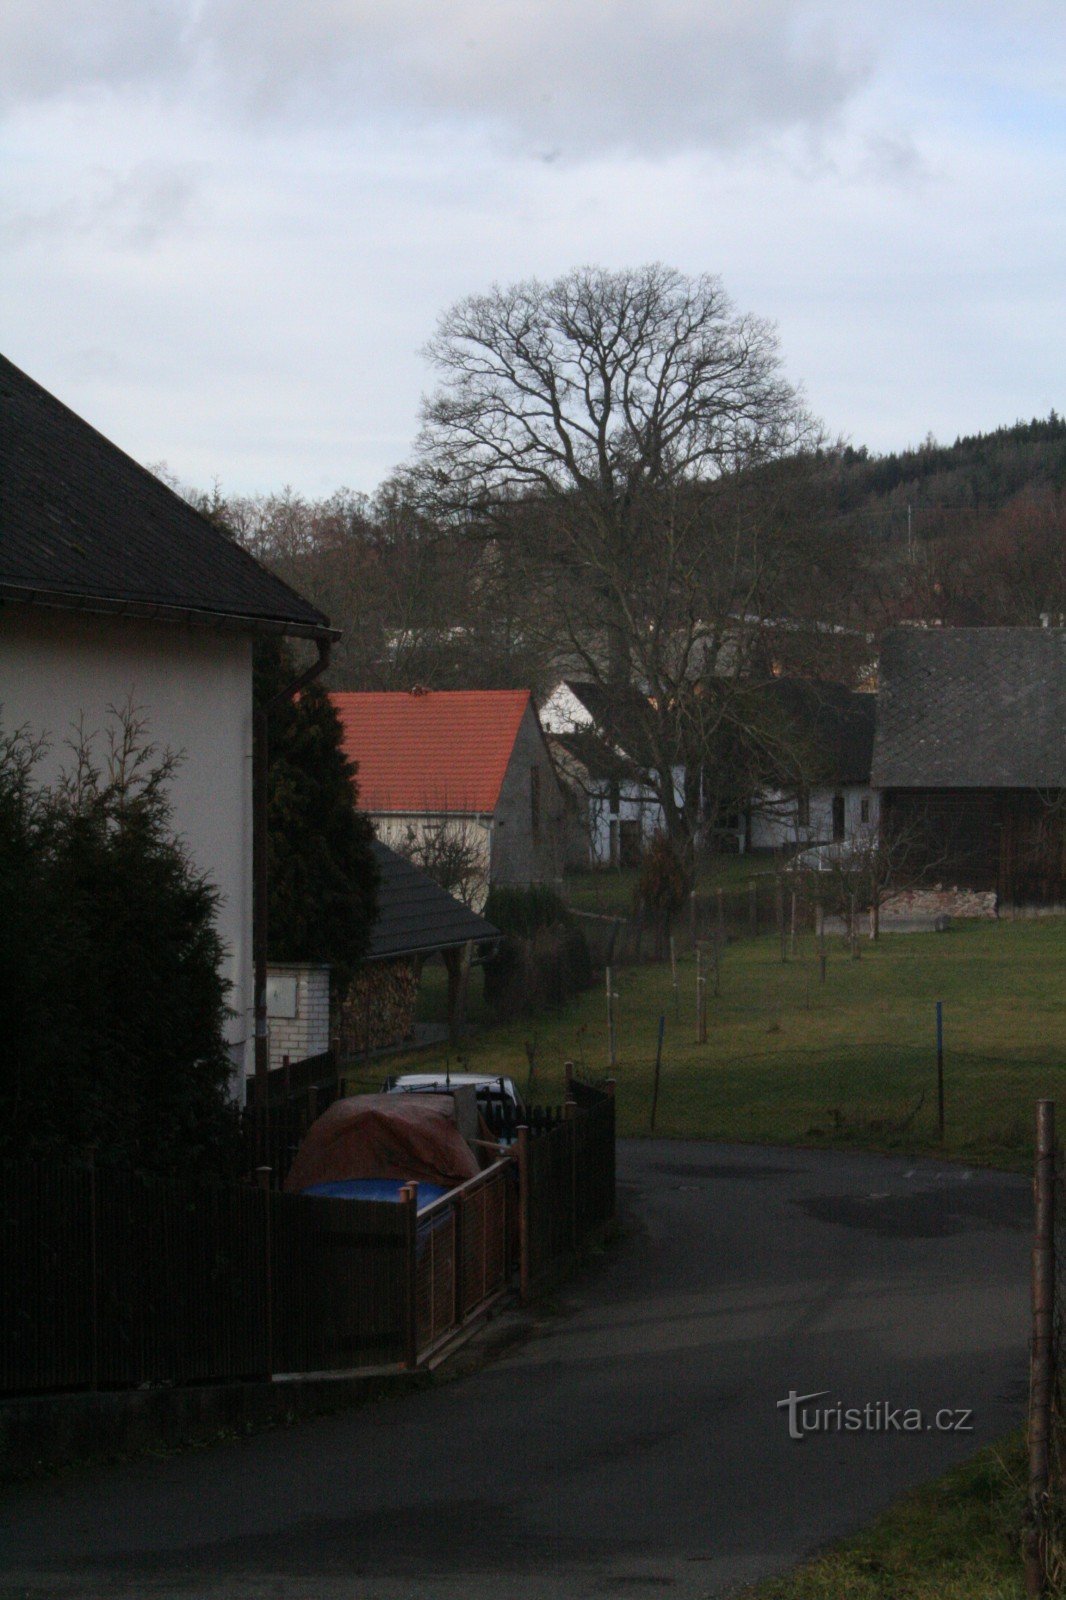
{"left": 765, "top": 679, "right": 877, "bottom": 787}
{"left": 0, "top": 354, "right": 331, "bottom": 636}
{"left": 549, "top": 728, "right": 647, "bottom": 787}
{"left": 368, "top": 841, "right": 499, "bottom": 960}
{"left": 563, "top": 681, "right": 664, "bottom": 768}
{"left": 332, "top": 690, "right": 532, "bottom": 814}
{"left": 871, "top": 627, "right": 1066, "bottom": 789}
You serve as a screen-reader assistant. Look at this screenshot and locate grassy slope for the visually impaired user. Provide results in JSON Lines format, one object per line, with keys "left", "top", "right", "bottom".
{"left": 743, "top": 1434, "right": 1027, "bottom": 1599}
{"left": 377, "top": 917, "right": 1066, "bottom": 1172}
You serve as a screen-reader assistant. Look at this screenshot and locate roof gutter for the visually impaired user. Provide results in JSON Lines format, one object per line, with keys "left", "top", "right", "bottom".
{"left": 252, "top": 636, "right": 333, "bottom": 1163}
{"left": 0, "top": 583, "right": 338, "bottom": 643}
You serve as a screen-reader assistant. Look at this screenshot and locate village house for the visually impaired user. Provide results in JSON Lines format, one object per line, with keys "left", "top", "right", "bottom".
{"left": 871, "top": 626, "right": 1065, "bottom": 909}
{"left": 0, "top": 353, "right": 333, "bottom": 1094}
{"left": 742, "top": 679, "right": 879, "bottom": 856}
{"left": 539, "top": 680, "right": 668, "bottom": 866}
{"left": 330, "top": 689, "right": 566, "bottom": 908}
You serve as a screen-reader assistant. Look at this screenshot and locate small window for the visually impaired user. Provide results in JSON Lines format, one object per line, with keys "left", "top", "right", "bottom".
{"left": 860, "top": 796, "right": 870, "bottom": 823}
{"left": 796, "top": 789, "right": 811, "bottom": 828}
{"left": 530, "top": 764, "right": 541, "bottom": 835}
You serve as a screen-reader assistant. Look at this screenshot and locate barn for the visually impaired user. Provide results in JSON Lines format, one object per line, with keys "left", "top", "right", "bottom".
{"left": 871, "top": 628, "right": 1065, "bottom": 908}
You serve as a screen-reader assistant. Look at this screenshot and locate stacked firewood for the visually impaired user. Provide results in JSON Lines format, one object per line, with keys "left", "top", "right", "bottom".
{"left": 338, "top": 960, "right": 418, "bottom": 1055}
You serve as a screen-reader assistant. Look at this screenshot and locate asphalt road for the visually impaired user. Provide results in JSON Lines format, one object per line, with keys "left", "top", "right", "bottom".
{"left": 0, "top": 1141, "right": 1031, "bottom": 1600}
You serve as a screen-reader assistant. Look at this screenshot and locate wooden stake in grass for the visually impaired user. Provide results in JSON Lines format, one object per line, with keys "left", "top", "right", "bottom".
{"left": 712, "top": 928, "right": 721, "bottom": 998}
{"left": 789, "top": 890, "right": 797, "bottom": 961}
{"left": 696, "top": 944, "right": 708, "bottom": 1044}
{"left": 748, "top": 878, "right": 758, "bottom": 937}
{"left": 776, "top": 876, "right": 787, "bottom": 963}
{"left": 606, "top": 965, "right": 618, "bottom": 1069}
{"left": 650, "top": 1012, "right": 665, "bottom": 1131}
{"left": 817, "top": 900, "right": 828, "bottom": 984}
{"left": 669, "top": 933, "right": 679, "bottom": 1020}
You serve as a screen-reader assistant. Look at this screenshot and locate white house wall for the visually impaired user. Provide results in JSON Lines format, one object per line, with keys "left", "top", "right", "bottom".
{"left": 0, "top": 606, "right": 255, "bottom": 1096}
{"left": 587, "top": 783, "right": 665, "bottom": 864}
{"left": 746, "top": 785, "right": 879, "bottom": 852}
{"left": 368, "top": 813, "right": 493, "bottom": 910}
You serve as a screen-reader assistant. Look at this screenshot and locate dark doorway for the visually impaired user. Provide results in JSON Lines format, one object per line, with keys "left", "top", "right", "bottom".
{"left": 832, "top": 794, "right": 846, "bottom": 842}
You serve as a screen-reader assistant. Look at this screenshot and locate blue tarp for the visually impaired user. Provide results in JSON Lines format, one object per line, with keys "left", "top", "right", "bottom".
{"left": 300, "top": 1178, "right": 451, "bottom": 1211}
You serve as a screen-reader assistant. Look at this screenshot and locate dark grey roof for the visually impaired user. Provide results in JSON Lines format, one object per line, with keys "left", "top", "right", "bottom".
{"left": 765, "top": 679, "right": 877, "bottom": 786}
{"left": 368, "top": 841, "right": 499, "bottom": 961}
{"left": 871, "top": 627, "right": 1066, "bottom": 789}
{"left": 0, "top": 354, "right": 331, "bottom": 636}
{"left": 564, "top": 681, "right": 666, "bottom": 768}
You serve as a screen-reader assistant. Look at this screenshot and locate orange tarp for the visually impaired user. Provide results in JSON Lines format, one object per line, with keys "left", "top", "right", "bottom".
{"left": 283, "top": 1093, "right": 480, "bottom": 1194}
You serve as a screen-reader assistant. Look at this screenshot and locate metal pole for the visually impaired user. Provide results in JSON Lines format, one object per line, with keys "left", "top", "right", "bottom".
{"left": 669, "top": 934, "right": 679, "bottom": 1021}
{"left": 1025, "top": 1099, "right": 1056, "bottom": 1596}
{"left": 650, "top": 1013, "right": 665, "bottom": 1132}
{"left": 936, "top": 1000, "right": 945, "bottom": 1140}
{"left": 696, "top": 945, "right": 707, "bottom": 1045}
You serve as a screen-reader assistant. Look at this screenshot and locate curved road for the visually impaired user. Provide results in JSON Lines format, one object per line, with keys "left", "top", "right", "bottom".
{"left": 0, "top": 1141, "right": 1031, "bottom": 1599}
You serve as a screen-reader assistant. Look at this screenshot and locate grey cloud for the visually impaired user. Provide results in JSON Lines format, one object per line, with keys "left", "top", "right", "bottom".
{"left": 2, "top": 163, "right": 199, "bottom": 250}
{"left": 859, "top": 133, "right": 929, "bottom": 185}
{"left": 0, "top": 2, "right": 191, "bottom": 104}
{"left": 2, "top": 0, "right": 873, "bottom": 156}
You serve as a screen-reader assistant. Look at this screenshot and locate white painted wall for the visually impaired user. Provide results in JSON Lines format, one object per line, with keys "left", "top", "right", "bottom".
{"left": 369, "top": 813, "right": 493, "bottom": 910}
{"left": 266, "top": 962, "right": 331, "bottom": 1072}
{"left": 0, "top": 606, "right": 255, "bottom": 1096}
{"left": 746, "top": 784, "right": 879, "bottom": 852}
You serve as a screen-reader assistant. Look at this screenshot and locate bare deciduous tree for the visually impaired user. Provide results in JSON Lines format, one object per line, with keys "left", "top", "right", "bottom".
{"left": 412, "top": 264, "right": 851, "bottom": 856}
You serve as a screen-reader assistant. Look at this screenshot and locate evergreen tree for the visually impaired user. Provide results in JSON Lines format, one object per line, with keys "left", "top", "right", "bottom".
{"left": 0, "top": 712, "right": 239, "bottom": 1176}
{"left": 256, "top": 641, "right": 378, "bottom": 990}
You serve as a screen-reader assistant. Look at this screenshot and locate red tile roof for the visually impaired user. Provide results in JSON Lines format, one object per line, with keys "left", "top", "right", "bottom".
{"left": 331, "top": 689, "right": 532, "bottom": 814}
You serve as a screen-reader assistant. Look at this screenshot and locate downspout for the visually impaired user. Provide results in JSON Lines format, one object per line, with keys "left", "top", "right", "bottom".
{"left": 253, "top": 636, "right": 332, "bottom": 1166}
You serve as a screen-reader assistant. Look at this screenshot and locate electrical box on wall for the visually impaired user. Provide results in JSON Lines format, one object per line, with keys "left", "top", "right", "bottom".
{"left": 266, "top": 974, "right": 298, "bottom": 1019}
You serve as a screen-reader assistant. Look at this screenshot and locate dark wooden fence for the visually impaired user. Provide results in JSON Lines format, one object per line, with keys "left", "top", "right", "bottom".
{"left": 518, "top": 1079, "right": 616, "bottom": 1296}
{"left": 2, "top": 1084, "right": 616, "bottom": 1397}
{"left": 1, "top": 1155, "right": 521, "bottom": 1393}
{"left": 242, "top": 1047, "right": 346, "bottom": 1189}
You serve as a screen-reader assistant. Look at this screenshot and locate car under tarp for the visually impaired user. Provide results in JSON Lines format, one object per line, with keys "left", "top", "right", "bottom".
{"left": 283, "top": 1092, "right": 481, "bottom": 1195}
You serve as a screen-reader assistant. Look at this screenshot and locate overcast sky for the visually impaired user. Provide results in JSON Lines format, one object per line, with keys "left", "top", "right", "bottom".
{"left": 2, "top": 2, "right": 1063, "bottom": 496}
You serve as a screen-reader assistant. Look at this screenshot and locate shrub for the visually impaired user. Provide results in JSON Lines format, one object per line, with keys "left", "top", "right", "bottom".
{"left": 484, "top": 883, "right": 572, "bottom": 940}
{"left": 483, "top": 919, "right": 593, "bottom": 1018}
{"left": 0, "top": 710, "right": 240, "bottom": 1178}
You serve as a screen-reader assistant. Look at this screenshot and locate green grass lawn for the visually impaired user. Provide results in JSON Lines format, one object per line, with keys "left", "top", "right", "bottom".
{"left": 742, "top": 1434, "right": 1027, "bottom": 1599}
{"left": 374, "top": 917, "right": 1066, "bottom": 1172}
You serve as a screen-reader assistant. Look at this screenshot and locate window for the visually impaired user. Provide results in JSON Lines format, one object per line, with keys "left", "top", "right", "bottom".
{"left": 860, "top": 796, "right": 870, "bottom": 824}
{"left": 530, "top": 764, "right": 541, "bottom": 835}
{"left": 796, "top": 789, "right": 811, "bottom": 828}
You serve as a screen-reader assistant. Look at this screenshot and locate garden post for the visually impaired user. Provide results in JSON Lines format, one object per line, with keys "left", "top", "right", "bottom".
{"left": 517, "top": 1126, "right": 531, "bottom": 1304}
{"left": 1024, "top": 1099, "right": 1056, "bottom": 1596}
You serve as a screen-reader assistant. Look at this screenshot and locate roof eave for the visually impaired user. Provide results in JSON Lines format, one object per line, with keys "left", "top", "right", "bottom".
{"left": 0, "top": 584, "right": 338, "bottom": 642}
{"left": 368, "top": 933, "right": 499, "bottom": 962}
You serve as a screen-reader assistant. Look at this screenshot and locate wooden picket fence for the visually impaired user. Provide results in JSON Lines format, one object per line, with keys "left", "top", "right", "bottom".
{"left": 0, "top": 1085, "right": 615, "bottom": 1397}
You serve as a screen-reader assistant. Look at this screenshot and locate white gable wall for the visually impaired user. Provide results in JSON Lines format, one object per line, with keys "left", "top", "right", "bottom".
{"left": 0, "top": 606, "right": 255, "bottom": 1096}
